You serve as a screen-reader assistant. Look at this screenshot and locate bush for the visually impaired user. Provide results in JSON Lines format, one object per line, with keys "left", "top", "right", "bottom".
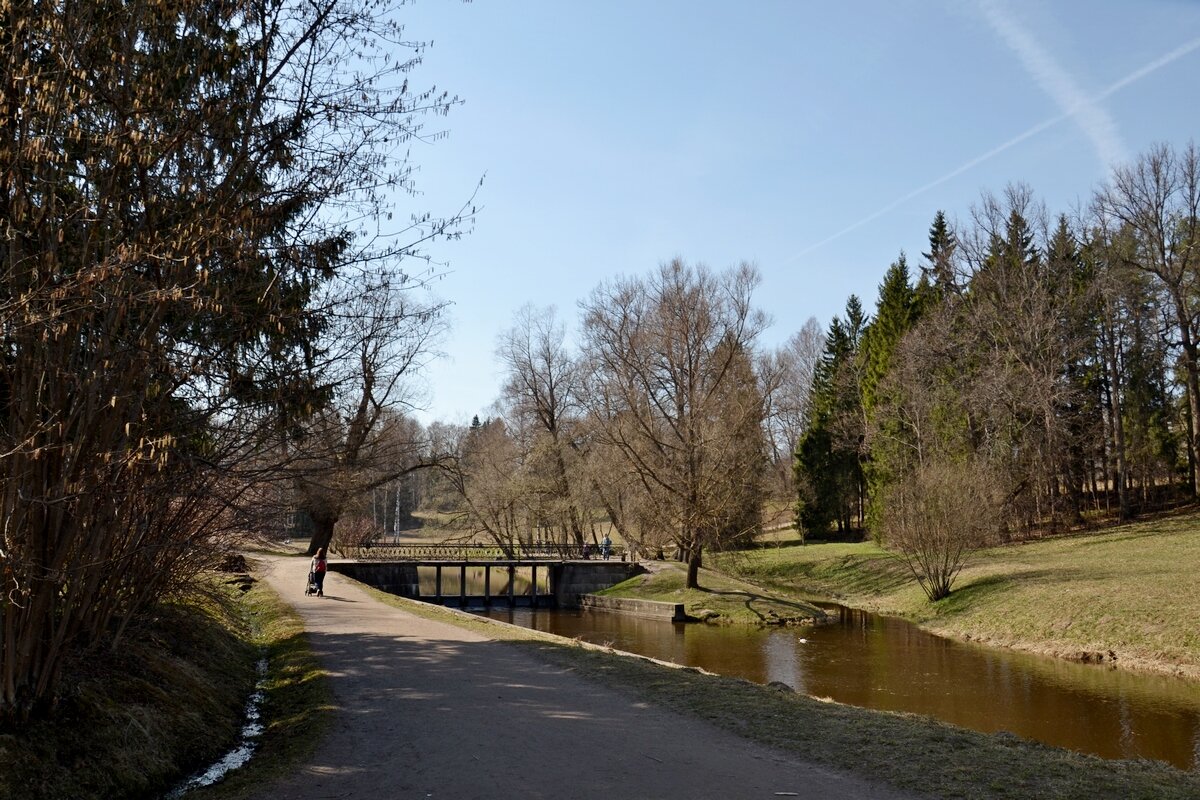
{"left": 880, "top": 458, "right": 1000, "bottom": 601}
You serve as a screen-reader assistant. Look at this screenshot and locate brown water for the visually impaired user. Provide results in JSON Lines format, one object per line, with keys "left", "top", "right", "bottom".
{"left": 477, "top": 604, "right": 1200, "bottom": 770}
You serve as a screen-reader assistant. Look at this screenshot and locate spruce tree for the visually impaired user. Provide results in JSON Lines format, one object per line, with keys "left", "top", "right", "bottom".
{"left": 795, "top": 297, "right": 867, "bottom": 536}
{"left": 922, "top": 210, "right": 958, "bottom": 298}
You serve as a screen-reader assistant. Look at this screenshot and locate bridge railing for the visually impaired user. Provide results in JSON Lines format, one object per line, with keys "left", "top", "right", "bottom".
{"left": 340, "top": 541, "right": 625, "bottom": 562}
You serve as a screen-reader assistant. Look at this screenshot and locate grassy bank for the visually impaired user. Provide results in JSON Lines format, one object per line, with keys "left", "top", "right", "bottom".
{"left": 596, "top": 560, "right": 826, "bottom": 624}
{"left": 0, "top": 580, "right": 256, "bottom": 800}
{"left": 347, "top": 576, "right": 1200, "bottom": 799}
{"left": 190, "top": 561, "right": 333, "bottom": 800}
{"left": 715, "top": 512, "right": 1200, "bottom": 678}
{"left": 0, "top": 563, "right": 330, "bottom": 800}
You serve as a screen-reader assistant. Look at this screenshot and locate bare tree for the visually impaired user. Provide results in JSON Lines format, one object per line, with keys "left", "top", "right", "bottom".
{"left": 435, "top": 418, "right": 529, "bottom": 554}
{"left": 760, "top": 318, "right": 824, "bottom": 505}
{"left": 293, "top": 272, "right": 448, "bottom": 555}
{"left": 580, "top": 260, "right": 768, "bottom": 588}
{"left": 495, "top": 306, "right": 587, "bottom": 544}
{"left": 1094, "top": 143, "right": 1200, "bottom": 494}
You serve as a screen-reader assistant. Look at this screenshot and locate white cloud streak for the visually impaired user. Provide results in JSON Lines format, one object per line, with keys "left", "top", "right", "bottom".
{"left": 978, "top": 0, "right": 1127, "bottom": 168}
{"left": 784, "top": 34, "right": 1200, "bottom": 262}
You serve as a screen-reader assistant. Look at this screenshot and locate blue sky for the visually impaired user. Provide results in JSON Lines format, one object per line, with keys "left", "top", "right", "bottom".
{"left": 390, "top": 0, "right": 1200, "bottom": 424}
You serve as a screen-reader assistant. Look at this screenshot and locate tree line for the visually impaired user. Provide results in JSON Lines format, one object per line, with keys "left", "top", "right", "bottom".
{"left": 5, "top": 0, "right": 1195, "bottom": 727}
{"left": 796, "top": 144, "right": 1199, "bottom": 597}
{"left": 423, "top": 143, "right": 1200, "bottom": 605}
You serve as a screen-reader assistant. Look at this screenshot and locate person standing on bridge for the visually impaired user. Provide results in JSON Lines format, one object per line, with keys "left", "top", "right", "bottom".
{"left": 601, "top": 533, "right": 612, "bottom": 560}
{"left": 310, "top": 547, "right": 328, "bottom": 597}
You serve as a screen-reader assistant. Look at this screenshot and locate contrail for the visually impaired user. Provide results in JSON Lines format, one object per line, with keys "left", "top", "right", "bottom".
{"left": 978, "top": 0, "right": 1126, "bottom": 167}
{"left": 784, "top": 34, "right": 1200, "bottom": 262}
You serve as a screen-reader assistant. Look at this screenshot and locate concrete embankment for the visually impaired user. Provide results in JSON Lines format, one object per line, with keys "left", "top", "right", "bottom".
{"left": 579, "top": 593, "right": 686, "bottom": 621}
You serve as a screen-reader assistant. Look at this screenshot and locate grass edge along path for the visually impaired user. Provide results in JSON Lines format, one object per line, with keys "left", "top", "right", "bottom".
{"left": 0, "top": 565, "right": 323, "bottom": 800}
{"left": 189, "top": 558, "right": 334, "bottom": 800}
{"left": 347, "top": 577, "right": 1200, "bottom": 800}
{"left": 716, "top": 513, "right": 1200, "bottom": 681}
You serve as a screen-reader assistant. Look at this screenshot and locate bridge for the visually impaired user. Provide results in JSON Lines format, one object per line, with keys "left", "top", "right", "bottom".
{"left": 331, "top": 542, "right": 637, "bottom": 608}
{"left": 341, "top": 542, "right": 626, "bottom": 562}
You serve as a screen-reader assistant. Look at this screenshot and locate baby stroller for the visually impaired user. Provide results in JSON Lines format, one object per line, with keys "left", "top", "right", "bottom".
{"left": 304, "top": 570, "right": 320, "bottom": 596}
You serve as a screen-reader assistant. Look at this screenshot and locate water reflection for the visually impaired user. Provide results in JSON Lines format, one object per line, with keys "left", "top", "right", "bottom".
{"left": 477, "top": 604, "right": 1200, "bottom": 770}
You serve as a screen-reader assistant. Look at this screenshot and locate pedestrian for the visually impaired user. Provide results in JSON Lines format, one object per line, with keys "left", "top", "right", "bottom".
{"left": 601, "top": 533, "right": 612, "bottom": 560}
{"left": 310, "top": 547, "right": 328, "bottom": 597}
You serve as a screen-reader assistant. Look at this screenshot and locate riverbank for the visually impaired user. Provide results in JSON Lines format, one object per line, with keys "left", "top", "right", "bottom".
{"left": 0, "top": 575, "right": 256, "bottom": 800}
{"left": 714, "top": 511, "right": 1200, "bottom": 680}
{"left": 596, "top": 558, "right": 827, "bottom": 624}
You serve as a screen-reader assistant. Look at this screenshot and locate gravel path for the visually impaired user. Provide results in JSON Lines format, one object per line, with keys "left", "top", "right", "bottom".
{"left": 249, "top": 555, "right": 918, "bottom": 800}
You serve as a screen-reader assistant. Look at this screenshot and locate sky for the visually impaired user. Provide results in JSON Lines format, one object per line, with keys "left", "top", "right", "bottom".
{"left": 384, "top": 0, "right": 1200, "bottom": 425}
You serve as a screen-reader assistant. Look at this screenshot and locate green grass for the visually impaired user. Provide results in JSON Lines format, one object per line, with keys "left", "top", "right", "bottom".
{"left": 715, "top": 513, "right": 1200, "bottom": 677}
{"left": 189, "top": 562, "right": 334, "bottom": 800}
{"left": 596, "top": 561, "right": 826, "bottom": 624}
{"left": 522, "top": 639, "right": 1200, "bottom": 800}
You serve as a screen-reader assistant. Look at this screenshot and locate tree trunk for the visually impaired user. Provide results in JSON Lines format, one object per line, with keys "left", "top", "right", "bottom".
{"left": 1175, "top": 303, "right": 1200, "bottom": 497}
{"left": 306, "top": 511, "right": 337, "bottom": 556}
{"left": 1103, "top": 324, "right": 1130, "bottom": 521}
{"left": 685, "top": 543, "right": 703, "bottom": 589}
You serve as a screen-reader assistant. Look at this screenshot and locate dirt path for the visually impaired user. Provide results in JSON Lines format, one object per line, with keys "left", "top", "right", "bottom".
{"left": 249, "top": 555, "right": 918, "bottom": 800}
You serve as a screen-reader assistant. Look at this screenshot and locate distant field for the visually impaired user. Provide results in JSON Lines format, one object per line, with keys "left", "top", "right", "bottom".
{"left": 715, "top": 513, "right": 1200, "bottom": 678}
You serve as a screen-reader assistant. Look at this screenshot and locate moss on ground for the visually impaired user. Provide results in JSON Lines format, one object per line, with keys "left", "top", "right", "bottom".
{"left": 0, "top": 580, "right": 256, "bottom": 800}
{"left": 189, "top": 561, "right": 333, "bottom": 800}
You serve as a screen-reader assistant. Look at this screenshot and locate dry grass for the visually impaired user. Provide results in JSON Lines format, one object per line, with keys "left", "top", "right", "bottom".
{"left": 188, "top": 559, "right": 334, "bottom": 800}
{"left": 0, "top": 563, "right": 333, "bottom": 800}
{"left": 0, "top": 579, "right": 258, "bottom": 800}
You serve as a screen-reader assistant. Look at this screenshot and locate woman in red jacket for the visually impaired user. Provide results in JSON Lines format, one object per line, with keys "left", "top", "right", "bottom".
{"left": 310, "top": 547, "right": 328, "bottom": 598}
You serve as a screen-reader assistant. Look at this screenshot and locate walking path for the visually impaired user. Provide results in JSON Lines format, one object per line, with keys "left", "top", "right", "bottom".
{"left": 250, "top": 555, "right": 917, "bottom": 800}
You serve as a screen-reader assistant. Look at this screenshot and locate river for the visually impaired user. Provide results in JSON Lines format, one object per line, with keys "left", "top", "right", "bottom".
{"left": 474, "top": 603, "right": 1200, "bottom": 770}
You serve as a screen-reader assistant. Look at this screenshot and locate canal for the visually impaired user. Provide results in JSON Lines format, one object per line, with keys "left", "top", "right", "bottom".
{"left": 474, "top": 603, "right": 1200, "bottom": 770}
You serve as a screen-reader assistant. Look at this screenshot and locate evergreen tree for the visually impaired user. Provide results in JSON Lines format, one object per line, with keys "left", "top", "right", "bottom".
{"left": 860, "top": 253, "right": 916, "bottom": 417}
{"left": 921, "top": 210, "right": 959, "bottom": 299}
{"left": 795, "top": 297, "right": 866, "bottom": 536}
{"left": 859, "top": 254, "right": 925, "bottom": 533}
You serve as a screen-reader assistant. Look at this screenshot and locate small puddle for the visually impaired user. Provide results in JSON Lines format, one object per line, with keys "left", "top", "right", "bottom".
{"left": 163, "top": 657, "right": 268, "bottom": 798}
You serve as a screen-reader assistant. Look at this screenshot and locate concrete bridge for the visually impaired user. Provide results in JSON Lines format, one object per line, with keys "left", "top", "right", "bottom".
{"left": 330, "top": 545, "right": 640, "bottom": 608}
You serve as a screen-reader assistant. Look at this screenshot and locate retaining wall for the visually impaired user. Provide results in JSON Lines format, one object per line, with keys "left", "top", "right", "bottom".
{"left": 578, "top": 594, "right": 686, "bottom": 622}
{"left": 329, "top": 561, "right": 420, "bottom": 597}
{"left": 551, "top": 563, "right": 642, "bottom": 608}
